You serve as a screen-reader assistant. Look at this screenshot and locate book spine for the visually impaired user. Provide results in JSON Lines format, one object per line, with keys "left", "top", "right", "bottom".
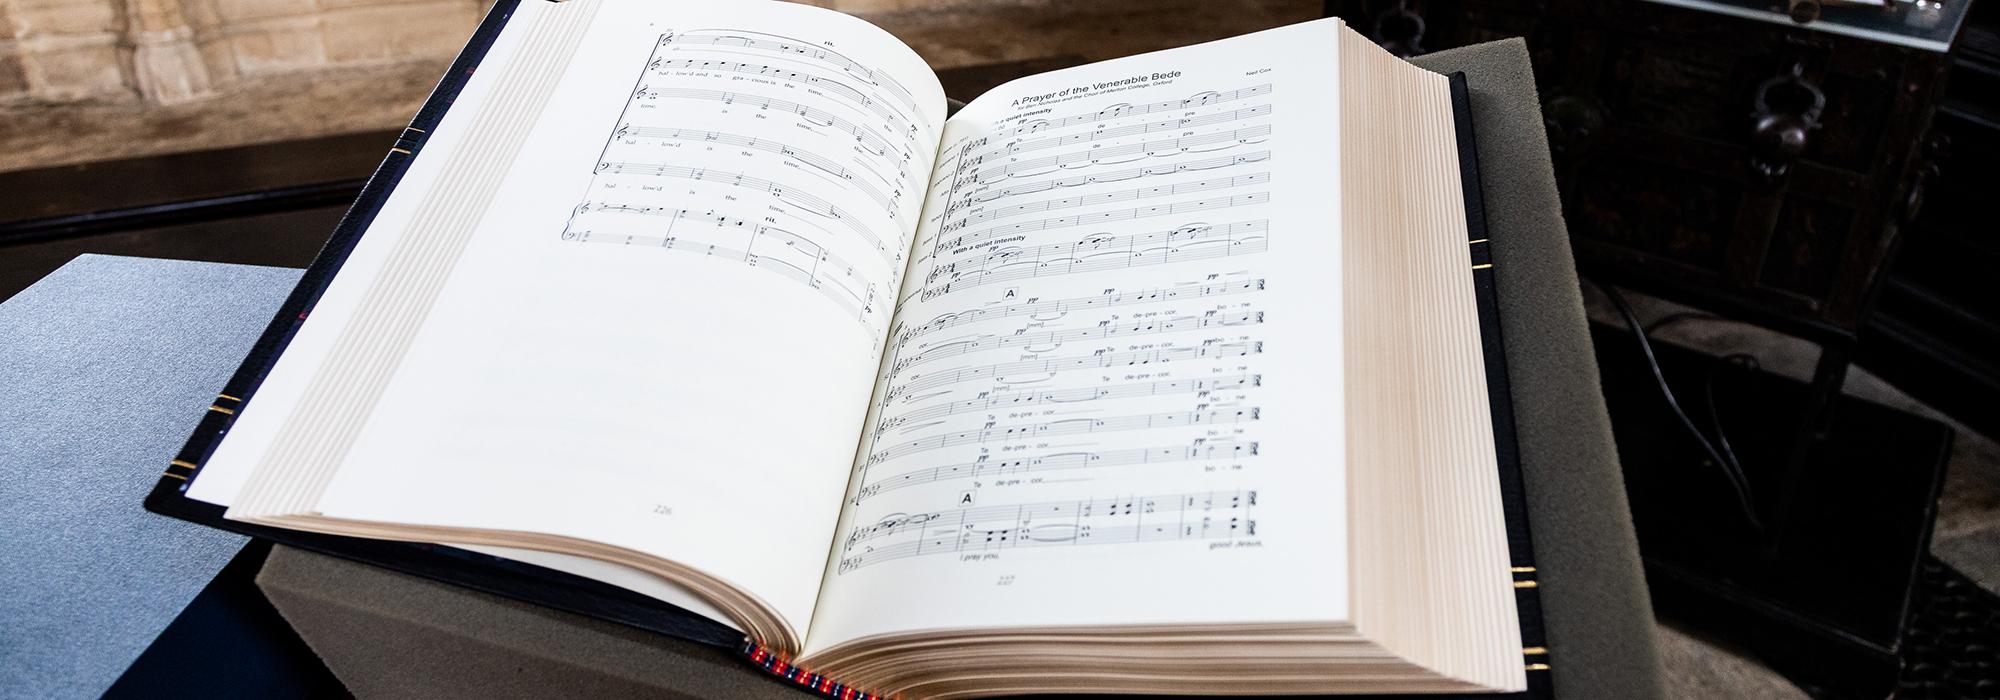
{"left": 742, "top": 640, "right": 890, "bottom": 700}
{"left": 1449, "top": 71, "right": 1553, "bottom": 697}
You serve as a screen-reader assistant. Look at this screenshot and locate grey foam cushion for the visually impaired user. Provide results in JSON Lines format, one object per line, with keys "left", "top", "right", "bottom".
{"left": 258, "top": 546, "right": 802, "bottom": 699}
{"left": 251, "top": 37, "right": 1661, "bottom": 700}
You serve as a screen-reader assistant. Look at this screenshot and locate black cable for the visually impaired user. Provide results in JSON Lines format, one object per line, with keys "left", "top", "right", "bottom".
{"left": 1703, "top": 353, "right": 1761, "bottom": 493}
{"left": 1645, "top": 308, "right": 1767, "bottom": 466}
{"left": 1651, "top": 298, "right": 1766, "bottom": 481}
{"left": 1651, "top": 309, "right": 1757, "bottom": 476}
{"left": 1588, "top": 280, "right": 1764, "bottom": 533}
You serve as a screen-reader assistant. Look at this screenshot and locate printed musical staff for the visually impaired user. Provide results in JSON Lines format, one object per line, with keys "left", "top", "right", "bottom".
{"left": 565, "top": 27, "right": 931, "bottom": 343}
{"left": 649, "top": 58, "right": 917, "bottom": 138}
{"left": 592, "top": 161, "right": 892, "bottom": 260}
{"left": 613, "top": 125, "right": 902, "bottom": 215}
{"left": 855, "top": 440, "right": 1259, "bottom": 504}
{"left": 894, "top": 278, "right": 1265, "bottom": 347}
{"left": 866, "top": 406, "right": 1260, "bottom": 464}
{"left": 661, "top": 29, "right": 929, "bottom": 123}
{"left": 837, "top": 69, "right": 1281, "bottom": 579}
{"left": 886, "top": 341, "right": 1263, "bottom": 401}
{"left": 994, "top": 84, "right": 1272, "bottom": 138}
{"left": 875, "top": 374, "right": 1261, "bottom": 438}
{"left": 892, "top": 310, "right": 1263, "bottom": 375}
{"left": 918, "top": 220, "right": 1271, "bottom": 300}
{"left": 969, "top": 125, "right": 1271, "bottom": 184}
{"left": 634, "top": 86, "right": 908, "bottom": 165}
{"left": 563, "top": 204, "right": 881, "bottom": 329}
{"left": 955, "top": 151, "right": 1272, "bottom": 213}
{"left": 938, "top": 192, "right": 1269, "bottom": 253}
{"left": 837, "top": 489, "right": 1259, "bottom": 572}
{"left": 941, "top": 173, "right": 1269, "bottom": 235}
{"left": 964, "top": 104, "right": 1273, "bottom": 168}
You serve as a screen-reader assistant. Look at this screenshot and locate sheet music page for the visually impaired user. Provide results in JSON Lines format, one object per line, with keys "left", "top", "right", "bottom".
{"left": 807, "top": 20, "right": 1350, "bottom": 652}
{"left": 198, "top": 0, "right": 943, "bottom": 638}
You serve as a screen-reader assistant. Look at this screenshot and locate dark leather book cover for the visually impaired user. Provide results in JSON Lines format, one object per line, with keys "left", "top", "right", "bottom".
{"left": 1451, "top": 69, "right": 1554, "bottom": 700}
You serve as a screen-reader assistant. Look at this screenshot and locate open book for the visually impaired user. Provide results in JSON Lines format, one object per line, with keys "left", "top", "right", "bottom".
{"left": 158, "top": 1, "right": 1533, "bottom": 697}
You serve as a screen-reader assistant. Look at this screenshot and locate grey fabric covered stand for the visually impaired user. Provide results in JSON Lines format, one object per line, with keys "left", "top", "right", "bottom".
{"left": 247, "top": 38, "right": 1664, "bottom": 699}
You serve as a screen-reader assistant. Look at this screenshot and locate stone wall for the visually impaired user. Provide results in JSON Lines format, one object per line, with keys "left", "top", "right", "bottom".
{"left": 0, "top": 0, "right": 1317, "bottom": 171}
{"left": 0, "top": 0, "right": 487, "bottom": 106}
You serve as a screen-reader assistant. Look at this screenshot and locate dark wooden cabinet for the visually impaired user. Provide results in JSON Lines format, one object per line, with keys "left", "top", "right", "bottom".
{"left": 1335, "top": 0, "right": 1956, "bottom": 340}
{"left": 1863, "top": 1, "right": 2000, "bottom": 442}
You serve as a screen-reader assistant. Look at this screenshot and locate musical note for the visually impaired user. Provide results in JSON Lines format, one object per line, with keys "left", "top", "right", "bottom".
{"left": 813, "top": 67, "right": 1288, "bottom": 583}
{"left": 836, "top": 489, "right": 1258, "bottom": 572}
{"left": 963, "top": 104, "right": 1274, "bottom": 166}
{"left": 866, "top": 406, "right": 1261, "bottom": 464}
{"left": 953, "top": 151, "right": 1273, "bottom": 213}
{"left": 894, "top": 277, "right": 1265, "bottom": 347}
{"left": 616, "top": 126, "right": 901, "bottom": 216}
{"left": 568, "top": 24, "right": 936, "bottom": 346}
{"left": 854, "top": 437, "right": 1259, "bottom": 503}
{"left": 936, "top": 192, "right": 1270, "bottom": 253}
{"left": 941, "top": 173, "right": 1268, "bottom": 235}
{"left": 593, "top": 161, "right": 892, "bottom": 257}
{"left": 918, "top": 220, "right": 1272, "bottom": 300}
{"left": 885, "top": 341, "right": 1263, "bottom": 400}
{"left": 874, "top": 373, "right": 1261, "bottom": 437}
{"left": 616, "top": 87, "right": 911, "bottom": 173}
{"left": 564, "top": 204, "right": 885, "bottom": 332}
{"left": 649, "top": 57, "right": 919, "bottom": 139}
{"left": 967, "top": 125, "right": 1271, "bottom": 185}
{"left": 992, "top": 84, "right": 1271, "bottom": 138}
{"left": 659, "top": 28, "right": 930, "bottom": 125}
{"left": 890, "top": 310, "right": 1263, "bottom": 375}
